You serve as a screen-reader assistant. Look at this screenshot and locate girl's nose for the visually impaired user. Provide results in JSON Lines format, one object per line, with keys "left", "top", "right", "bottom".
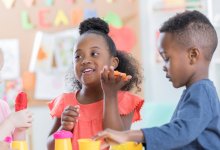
{"left": 82, "top": 59, "right": 92, "bottom": 65}
{"left": 163, "top": 66, "right": 167, "bottom": 72}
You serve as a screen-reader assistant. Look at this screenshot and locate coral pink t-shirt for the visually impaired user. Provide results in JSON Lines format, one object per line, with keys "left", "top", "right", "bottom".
{"left": 48, "top": 91, "right": 144, "bottom": 150}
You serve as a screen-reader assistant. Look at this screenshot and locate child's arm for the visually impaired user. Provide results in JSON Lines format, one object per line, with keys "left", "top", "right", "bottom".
{"left": 101, "top": 66, "right": 133, "bottom": 130}
{"left": 47, "top": 118, "right": 61, "bottom": 150}
{"left": 13, "top": 128, "right": 26, "bottom": 141}
{"left": 0, "top": 110, "right": 32, "bottom": 140}
{"left": 93, "top": 128, "right": 145, "bottom": 149}
{"left": 47, "top": 105, "right": 79, "bottom": 150}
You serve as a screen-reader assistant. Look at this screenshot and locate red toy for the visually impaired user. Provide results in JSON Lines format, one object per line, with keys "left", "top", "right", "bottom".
{"left": 15, "top": 92, "right": 28, "bottom": 112}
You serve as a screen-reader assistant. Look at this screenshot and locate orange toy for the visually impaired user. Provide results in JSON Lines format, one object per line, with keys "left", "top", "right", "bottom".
{"left": 114, "top": 71, "right": 127, "bottom": 80}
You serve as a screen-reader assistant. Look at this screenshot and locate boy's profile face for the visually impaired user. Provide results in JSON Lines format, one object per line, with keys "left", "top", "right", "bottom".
{"left": 159, "top": 33, "right": 193, "bottom": 88}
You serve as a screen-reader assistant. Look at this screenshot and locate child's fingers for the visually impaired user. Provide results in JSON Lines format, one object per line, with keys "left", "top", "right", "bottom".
{"left": 124, "top": 75, "right": 132, "bottom": 82}
{"left": 64, "top": 106, "right": 80, "bottom": 116}
{"left": 65, "top": 105, "right": 80, "bottom": 112}
{"left": 61, "top": 121, "right": 75, "bottom": 130}
{"left": 62, "top": 114, "right": 78, "bottom": 122}
{"left": 100, "top": 142, "right": 110, "bottom": 150}
{"left": 27, "top": 115, "right": 33, "bottom": 123}
{"left": 108, "top": 66, "right": 115, "bottom": 81}
{"left": 101, "top": 66, "right": 109, "bottom": 82}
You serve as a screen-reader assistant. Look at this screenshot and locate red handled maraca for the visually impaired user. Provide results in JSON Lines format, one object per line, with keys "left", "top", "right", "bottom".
{"left": 15, "top": 92, "right": 28, "bottom": 112}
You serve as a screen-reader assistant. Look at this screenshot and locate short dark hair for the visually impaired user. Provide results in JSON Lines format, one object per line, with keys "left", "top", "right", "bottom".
{"left": 66, "top": 17, "right": 143, "bottom": 92}
{"left": 160, "top": 10, "right": 218, "bottom": 60}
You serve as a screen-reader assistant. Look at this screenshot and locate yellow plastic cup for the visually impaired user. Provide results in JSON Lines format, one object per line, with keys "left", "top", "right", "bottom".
{"left": 78, "top": 139, "right": 101, "bottom": 150}
{"left": 55, "top": 138, "right": 72, "bottom": 150}
{"left": 110, "top": 142, "right": 143, "bottom": 150}
{"left": 11, "top": 141, "right": 28, "bottom": 150}
{"left": 54, "top": 130, "right": 73, "bottom": 150}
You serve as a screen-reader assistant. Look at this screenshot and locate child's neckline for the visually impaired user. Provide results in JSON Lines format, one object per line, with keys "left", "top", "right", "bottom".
{"left": 75, "top": 90, "right": 103, "bottom": 105}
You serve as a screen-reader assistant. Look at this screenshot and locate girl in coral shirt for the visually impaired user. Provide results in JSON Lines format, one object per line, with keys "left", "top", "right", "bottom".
{"left": 47, "top": 17, "right": 144, "bottom": 150}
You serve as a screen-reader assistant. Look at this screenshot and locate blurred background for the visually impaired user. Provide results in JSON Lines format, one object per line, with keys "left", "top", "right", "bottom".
{"left": 0, "top": 0, "right": 219, "bottom": 149}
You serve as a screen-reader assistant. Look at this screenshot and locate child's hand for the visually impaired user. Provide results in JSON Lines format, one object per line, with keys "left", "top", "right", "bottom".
{"left": 9, "top": 109, "right": 33, "bottom": 129}
{"left": 93, "top": 128, "right": 130, "bottom": 150}
{"left": 61, "top": 105, "right": 80, "bottom": 131}
{"left": 100, "top": 66, "right": 132, "bottom": 96}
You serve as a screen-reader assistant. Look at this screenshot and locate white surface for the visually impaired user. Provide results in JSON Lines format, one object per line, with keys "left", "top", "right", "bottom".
{"left": 29, "top": 106, "right": 54, "bottom": 150}
{"left": 0, "top": 39, "right": 20, "bottom": 80}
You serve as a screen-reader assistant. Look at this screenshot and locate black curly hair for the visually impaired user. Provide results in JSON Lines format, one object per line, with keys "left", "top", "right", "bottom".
{"left": 66, "top": 17, "right": 142, "bottom": 93}
{"left": 160, "top": 10, "right": 218, "bottom": 61}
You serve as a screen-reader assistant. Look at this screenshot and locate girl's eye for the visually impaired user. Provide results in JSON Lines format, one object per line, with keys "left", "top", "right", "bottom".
{"left": 74, "top": 55, "right": 82, "bottom": 60}
{"left": 92, "top": 52, "right": 99, "bottom": 57}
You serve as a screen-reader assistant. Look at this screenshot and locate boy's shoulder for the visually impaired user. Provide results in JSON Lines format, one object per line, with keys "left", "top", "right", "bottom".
{"left": 184, "top": 79, "right": 219, "bottom": 105}
{"left": 187, "top": 79, "right": 215, "bottom": 92}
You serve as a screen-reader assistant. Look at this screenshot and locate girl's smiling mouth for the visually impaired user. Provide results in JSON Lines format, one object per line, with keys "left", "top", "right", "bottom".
{"left": 82, "top": 68, "right": 95, "bottom": 74}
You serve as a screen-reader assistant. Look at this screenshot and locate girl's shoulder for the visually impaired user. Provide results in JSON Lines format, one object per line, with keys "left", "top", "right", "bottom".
{"left": 48, "top": 92, "right": 78, "bottom": 118}
{"left": 52, "top": 92, "right": 77, "bottom": 104}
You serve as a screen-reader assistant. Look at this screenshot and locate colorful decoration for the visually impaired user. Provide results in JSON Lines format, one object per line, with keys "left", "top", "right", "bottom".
{"left": 45, "top": 0, "right": 54, "bottom": 6}
{"left": 21, "top": 11, "right": 34, "bottom": 29}
{"left": 39, "top": 9, "right": 51, "bottom": 28}
{"left": 71, "top": 8, "right": 83, "bottom": 26}
{"left": 1, "top": 0, "right": 15, "bottom": 9}
{"left": 104, "top": 12, "right": 123, "bottom": 28}
{"left": 22, "top": 71, "right": 35, "bottom": 90}
{"left": 109, "top": 26, "right": 135, "bottom": 52}
{"left": 37, "top": 47, "right": 47, "bottom": 61}
{"left": 54, "top": 10, "right": 69, "bottom": 26}
{"left": 84, "top": 9, "right": 97, "bottom": 19}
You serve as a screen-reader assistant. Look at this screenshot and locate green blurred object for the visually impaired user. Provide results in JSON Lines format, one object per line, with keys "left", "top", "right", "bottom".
{"left": 21, "top": 11, "right": 34, "bottom": 29}
{"left": 132, "top": 102, "right": 176, "bottom": 129}
{"left": 143, "top": 102, "right": 176, "bottom": 127}
{"left": 104, "top": 12, "right": 123, "bottom": 28}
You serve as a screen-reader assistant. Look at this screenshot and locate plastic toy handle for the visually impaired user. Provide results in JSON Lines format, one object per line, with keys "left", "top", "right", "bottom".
{"left": 15, "top": 92, "right": 28, "bottom": 112}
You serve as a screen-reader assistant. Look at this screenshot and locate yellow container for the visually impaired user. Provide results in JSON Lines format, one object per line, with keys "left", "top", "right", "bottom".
{"left": 11, "top": 141, "right": 28, "bottom": 150}
{"left": 54, "top": 130, "right": 73, "bottom": 150}
{"left": 78, "top": 139, "right": 101, "bottom": 150}
{"left": 110, "top": 142, "right": 143, "bottom": 150}
{"left": 55, "top": 138, "right": 72, "bottom": 150}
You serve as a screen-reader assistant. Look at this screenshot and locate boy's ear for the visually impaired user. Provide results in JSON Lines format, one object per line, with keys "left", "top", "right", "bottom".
{"left": 188, "top": 47, "right": 200, "bottom": 65}
{"left": 111, "top": 57, "right": 119, "bottom": 69}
